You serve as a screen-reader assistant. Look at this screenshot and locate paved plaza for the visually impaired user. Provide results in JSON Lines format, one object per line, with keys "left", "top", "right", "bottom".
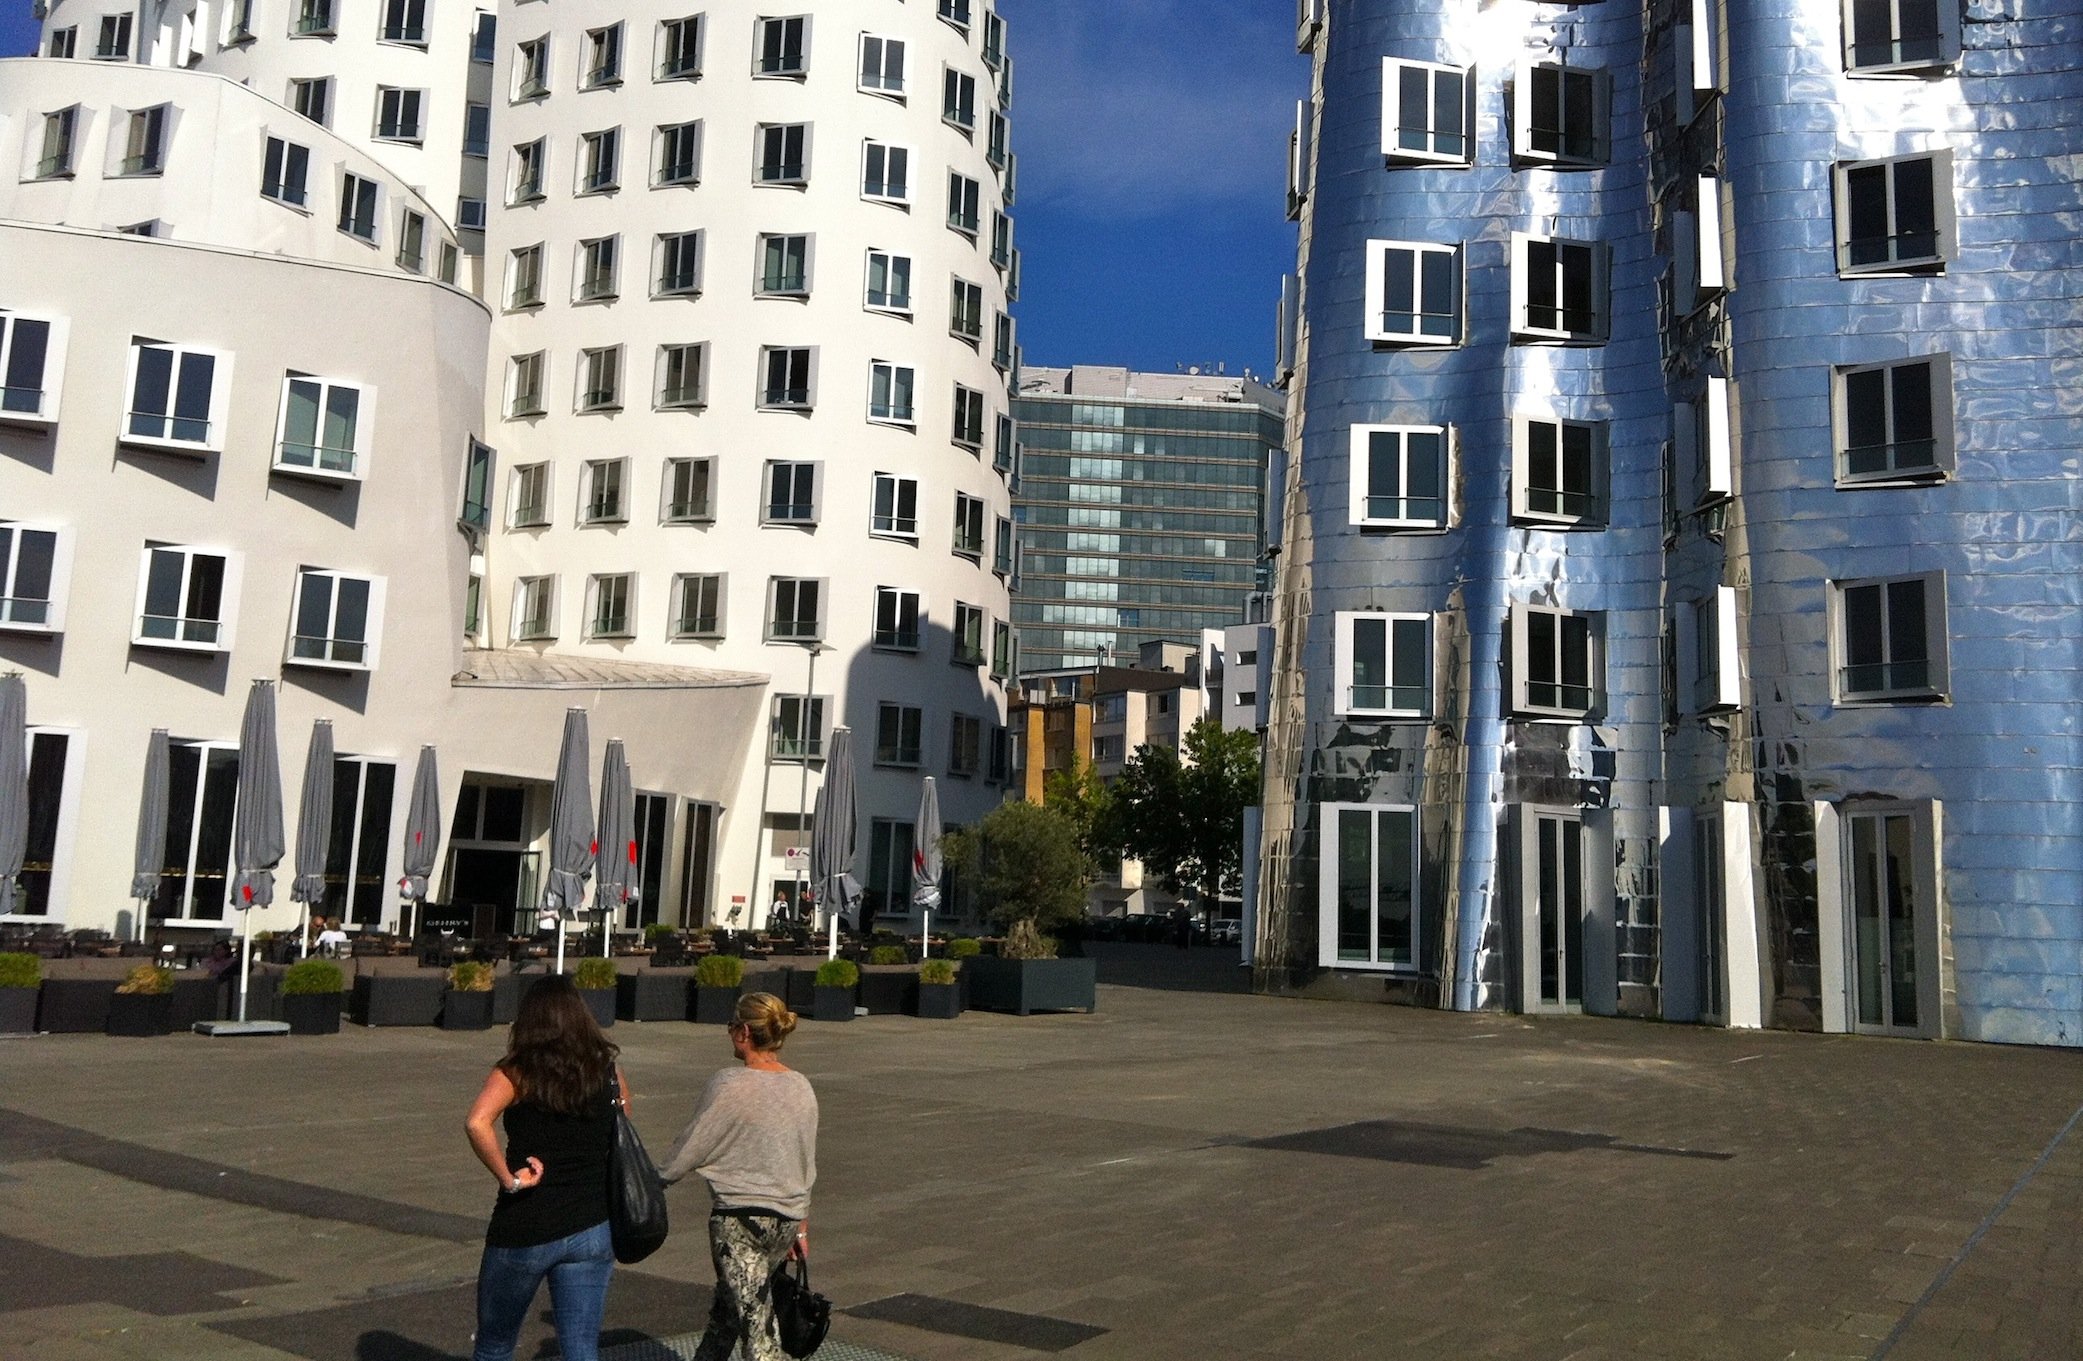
{"left": 3, "top": 947, "right": 2082, "bottom": 1361}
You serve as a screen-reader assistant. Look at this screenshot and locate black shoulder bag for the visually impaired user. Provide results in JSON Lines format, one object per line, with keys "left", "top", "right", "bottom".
{"left": 770, "top": 1252, "right": 832, "bottom": 1358}
{"left": 607, "top": 1090, "right": 669, "bottom": 1264}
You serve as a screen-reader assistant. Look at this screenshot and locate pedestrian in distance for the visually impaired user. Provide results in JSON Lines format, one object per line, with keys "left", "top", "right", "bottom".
{"left": 464, "top": 974, "right": 631, "bottom": 1361}
{"left": 661, "top": 992, "right": 819, "bottom": 1361}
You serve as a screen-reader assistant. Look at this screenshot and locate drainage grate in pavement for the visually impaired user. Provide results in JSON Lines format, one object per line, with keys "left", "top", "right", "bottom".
{"left": 1243, "top": 1119, "right": 1733, "bottom": 1170}
{"left": 605, "top": 1334, "right": 917, "bottom": 1361}
{"left": 844, "top": 1293, "right": 1106, "bottom": 1352}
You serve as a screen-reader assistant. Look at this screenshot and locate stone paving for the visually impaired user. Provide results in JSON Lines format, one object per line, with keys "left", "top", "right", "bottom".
{"left": 2, "top": 945, "right": 2081, "bottom": 1360}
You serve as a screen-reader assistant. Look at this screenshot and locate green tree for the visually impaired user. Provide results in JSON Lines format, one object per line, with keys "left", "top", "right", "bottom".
{"left": 1043, "top": 759, "right": 1120, "bottom": 870}
{"left": 1110, "top": 718, "right": 1261, "bottom": 922}
{"left": 942, "top": 799, "right": 1090, "bottom": 957}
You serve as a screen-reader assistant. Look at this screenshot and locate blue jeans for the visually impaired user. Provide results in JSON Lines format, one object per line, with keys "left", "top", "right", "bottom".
{"left": 473, "top": 1220, "right": 614, "bottom": 1361}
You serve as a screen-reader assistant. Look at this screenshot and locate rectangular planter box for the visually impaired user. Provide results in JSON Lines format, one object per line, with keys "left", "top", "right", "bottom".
{"left": 858, "top": 970, "right": 916, "bottom": 1016}
{"left": 782, "top": 968, "right": 814, "bottom": 1012}
{"left": 963, "top": 956, "right": 1097, "bottom": 1016}
{"left": 691, "top": 984, "right": 741, "bottom": 1025}
{"left": 811, "top": 985, "right": 855, "bottom": 1022}
{"left": 576, "top": 987, "right": 616, "bottom": 1029}
{"left": 617, "top": 972, "right": 690, "bottom": 1022}
{"left": 743, "top": 967, "right": 790, "bottom": 1003}
{"left": 283, "top": 992, "right": 344, "bottom": 1035}
{"left": 915, "top": 982, "right": 962, "bottom": 1020}
{"left": 351, "top": 974, "right": 445, "bottom": 1027}
{"left": 106, "top": 991, "right": 174, "bottom": 1037}
{"left": 442, "top": 990, "right": 495, "bottom": 1030}
{"left": 36, "top": 978, "right": 116, "bottom": 1033}
{"left": 167, "top": 976, "right": 221, "bottom": 1030}
{"left": 493, "top": 972, "right": 528, "bottom": 1023}
{"left": 0, "top": 986, "right": 39, "bottom": 1034}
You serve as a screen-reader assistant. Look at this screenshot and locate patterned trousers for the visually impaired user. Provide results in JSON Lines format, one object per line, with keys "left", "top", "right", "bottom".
{"left": 693, "top": 1210, "right": 799, "bottom": 1361}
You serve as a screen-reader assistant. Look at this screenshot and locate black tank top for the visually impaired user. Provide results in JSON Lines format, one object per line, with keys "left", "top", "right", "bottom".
{"left": 485, "top": 1077, "right": 614, "bottom": 1248}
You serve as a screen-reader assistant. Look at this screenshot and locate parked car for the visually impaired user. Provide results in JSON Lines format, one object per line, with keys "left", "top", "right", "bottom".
{"left": 1210, "top": 920, "right": 1242, "bottom": 946}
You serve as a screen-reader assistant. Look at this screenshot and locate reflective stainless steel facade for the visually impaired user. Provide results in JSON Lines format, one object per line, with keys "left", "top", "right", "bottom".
{"left": 1259, "top": 1, "right": 2083, "bottom": 1046}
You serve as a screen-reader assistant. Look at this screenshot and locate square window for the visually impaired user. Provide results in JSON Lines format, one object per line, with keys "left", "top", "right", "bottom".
{"left": 874, "top": 585, "right": 921, "bottom": 650}
{"left": 757, "top": 122, "right": 810, "bottom": 184}
{"left": 583, "top": 23, "right": 624, "bottom": 87}
{"left": 757, "top": 233, "right": 811, "bottom": 295}
{"left": 1511, "top": 232, "right": 1608, "bottom": 343}
{"left": 1512, "top": 604, "right": 1603, "bottom": 719}
{"left": 577, "top": 346, "right": 622, "bottom": 412}
{"left": 0, "top": 311, "right": 66, "bottom": 427}
{"left": 1834, "top": 354, "right": 1952, "bottom": 484}
{"left": 338, "top": 172, "right": 380, "bottom": 241}
{"left": 509, "top": 461, "right": 551, "bottom": 526}
{"left": 1844, "top": 0, "right": 1959, "bottom": 73}
{"left": 458, "top": 197, "right": 487, "bottom": 232}
{"left": 656, "top": 230, "right": 703, "bottom": 295}
{"left": 289, "top": 568, "right": 382, "bottom": 668}
{"left": 869, "top": 365, "right": 916, "bottom": 427}
{"left": 1513, "top": 62, "right": 1611, "bottom": 168}
{"left": 764, "top": 461, "right": 820, "bottom": 525}
{"left": 1835, "top": 151, "right": 1952, "bottom": 274}
{"left": 657, "top": 343, "right": 708, "bottom": 409}
{"left": 124, "top": 339, "right": 230, "bottom": 452}
{"left": 1333, "top": 612, "right": 1430, "bottom": 718}
{"left": 507, "top": 352, "right": 547, "bottom": 418}
{"left": 512, "top": 575, "right": 557, "bottom": 640}
{"left": 939, "top": 0, "right": 972, "bottom": 33}
{"left": 671, "top": 573, "right": 725, "bottom": 638}
{"left": 577, "top": 234, "right": 619, "bottom": 301}
{"left": 578, "top": 128, "right": 620, "bottom": 193}
{"left": 875, "top": 703, "right": 924, "bottom": 767}
{"left": 1365, "top": 240, "right": 1460, "bottom": 345}
{"left": 0, "top": 522, "right": 72, "bottom": 633}
{"left": 119, "top": 105, "right": 169, "bottom": 176}
{"left": 1833, "top": 572, "right": 1947, "bottom": 702}
{"left": 374, "top": 86, "right": 424, "bottom": 143}
{"left": 1381, "top": 58, "right": 1472, "bottom": 165}
{"left": 861, "top": 34, "right": 907, "bottom": 95}
{"left": 379, "top": 0, "right": 425, "bottom": 43}
{"left": 586, "top": 573, "right": 635, "bottom": 639}
{"left": 290, "top": 77, "right": 331, "bottom": 125}
{"left": 770, "top": 692, "right": 826, "bottom": 759}
{"left": 662, "top": 456, "right": 715, "bottom": 522}
{"left": 863, "top": 141, "right": 910, "bottom": 202}
{"left": 865, "top": 249, "right": 912, "bottom": 313}
{"left": 657, "top": 120, "right": 703, "bottom": 185}
{"left": 580, "top": 457, "right": 628, "bottom": 524}
{"left": 134, "top": 543, "right": 238, "bottom": 651}
{"left": 871, "top": 472, "right": 919, "bottom": 537}
{"left": 46, "top": 26, "right": 78, "bottom": 58}
{"left": 759, "top": 346, "right": 815, "bottom": 409}
{"left": 767, "top": 577, "right": 824, "bottom": 642}
{"left": 1512, "top": 416, "right": 1608, "bottom": 526}
{"left": 274, "top": 373, "right": 369, "bottom": 478}
{"left": 1318, "top": 803, "right": 1419, "bottom": 970}
{"left": 756, "top": 16, "right": 808, "bottom": 76}
{"left": 96, "top": 13, "right": 134, "bottom": 57}
{"left": 659, "top": 16, "right": 704, "bottom": 79}
{"left": 952, "top": 602, "right": 986, "bottom": 666}
{"left": 1348, "top": 424, "right": 1448, "bottom": 529}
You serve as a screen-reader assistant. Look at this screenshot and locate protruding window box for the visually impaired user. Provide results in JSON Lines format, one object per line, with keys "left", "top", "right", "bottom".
{"left": 0, "top": 312, "right": 66, "bottom": 432}
{"left": 120, "top": 341, "right": 232, "bottom": 458}
{"left": 272, "top": 375, "right": 371, "bottom": 482}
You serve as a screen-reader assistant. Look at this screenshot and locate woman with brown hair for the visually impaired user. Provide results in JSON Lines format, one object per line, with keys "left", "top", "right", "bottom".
{"left": 464, "top": 974, "right": 630, "bottom": 1361}
{"left": 661, "top": 991, "right": 819, "bottom": 1361}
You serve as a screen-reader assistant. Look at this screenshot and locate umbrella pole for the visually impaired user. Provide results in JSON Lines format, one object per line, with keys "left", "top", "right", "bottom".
{"left": 922, "top": 909, "right": 930, "bottom": 959}
{"left": 237, "top": 912, "right": 252, "bottom": 1024}
{"left": 554, "top": 910, "right": 566, "bottom": 976}
{"left": 299, "top": 905, "right": 310, "bottom": 959}
{"left": 827, "top": 914, "right": 838, "bottom": 960}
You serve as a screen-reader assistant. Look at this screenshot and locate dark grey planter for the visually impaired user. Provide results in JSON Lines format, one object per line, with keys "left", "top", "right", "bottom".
{"left": 37, "top": 978, "right": 117, "bottom": 1033}
{"left": 963, "top": 956, "right": 1098, "bottom": 1015}
{"left": 858, "top": 970, "right": 915, "bottom": 1016}
{"left": 782, "top": 967, "right": 814, "bottom": 1012}
{"left": 576, "top": 987, "right": 616, "bottom": 1028}
{"left": 351, "top": 974, "right": 445, "bottom": 1026}
{"left": 0, "top": 986, "right": 38, "bottom": 1034}
{"left": 442, "top": 990, "right": 495, "bottom": 1030}
{"left": 692, "top": 984, "right": 741, "bottom": 1025}
{"left": 915, "top": 982, "right": 962, "bottom": 1020}
{"left": 168, "top": 976, "right": 221, "bottom": 1030}
{"left": 106, "top": 991, "right": 174, "bottom": 1036}
{"left": 617, "top": 972, "right": 690, "bottom": 1022}
{"left": 811, "top": 985, "right": 855, "bottom": 1022}
{"left": 283, "top": 992, "right": 343, "bottom": 1035}
{"left": 493, "top": 972, "right": 528, "bottom": 1023}
{"left": 743, "top": 967, "right": 790, "bottom": 1002}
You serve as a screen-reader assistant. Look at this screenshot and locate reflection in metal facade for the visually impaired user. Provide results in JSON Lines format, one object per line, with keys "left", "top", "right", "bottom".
{"left": 1258, "top": 1, "right": 2083, "bottom": 1046}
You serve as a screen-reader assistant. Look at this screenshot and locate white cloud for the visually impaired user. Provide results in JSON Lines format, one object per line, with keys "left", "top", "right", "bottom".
{"left": 999, "top": 0, "right": 1307, "bottom": 218}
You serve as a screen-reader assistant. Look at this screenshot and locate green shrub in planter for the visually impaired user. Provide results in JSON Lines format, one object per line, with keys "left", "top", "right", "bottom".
{"left": 447, "top": 961, "right": 494, "bottom": 992}
{"left": 947, "top": 937, "right": 981, "bottom": 959}
{"left": 572, "top": 958, "right": 618, "bottom": 990}
{"left": 814, "top": 959, "right": 858, "bottom": 988}
{"left": 116, "top": 963, "right": 174, "bottom": 995}
{"left": 695, "top": 954, "right": 745, "bottom": 988}
{"left": 108, "top": 963, "right": 175, "bottom": 1036}
{"left": 0, "top": 951, "right": 40, "bottom": 1035}
{"left": 868, "top": 944, "right": 907, "bottom": 966}
{"left": 916, "top": 956, "right": 962, "bottom": 1019}
{"left": 281, "top": 959, "right": 345, "bottom": 1035}
{"left": 644, "top": 923, "right": 678, "bottom": 945}
{"left": 919, "top": 958, "right": 957, "bottom": 986}
{"left": 811, "top": 958, "right": 857, "bottom": 1022}
{"left": 0, "top": 952, "right": 40, "bottom": 989}
{"left": 691, "top": 951, "right": 744, "bottom": 1024}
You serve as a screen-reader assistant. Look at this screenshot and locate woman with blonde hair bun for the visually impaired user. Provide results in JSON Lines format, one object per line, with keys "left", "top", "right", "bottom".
{"left": 661, "top": 991, "right": 818, "bottom": 1360}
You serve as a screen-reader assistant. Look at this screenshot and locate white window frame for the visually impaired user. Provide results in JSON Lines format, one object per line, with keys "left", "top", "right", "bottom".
{"left": 756, "top": 232, "right": 812, "bottom": 297}
{"left": 121, "top": 339, "right": 234, "bottom": 455}
{"left": 576, "top": 234, "right": 620, "bottom": 302}
{"left": 1675, "top": 0, "right": 1724, "bottom": 126}
{"left": 951, "top": 602, "right": 986, "bottom": 667}
{"left": 767, "top": 577, "right": 825, "bottom": 643}
{"left": 862, "top": 140, "right": 911, "bottom": 204}
{"left": 875, "top": 702, "right": 925, "bottom": 768}
{"left": 873, "top": 585, "right": 922, "bottom": 651}
{"left": 286, "top": 568, "right": 384, "bottom": 670}
{"left": 868, "top": 364, "right": 916, "bottom": 428}
{"left": 655, "top": 229, "right": 704, "bottom": 297}
{"left": 118, "top": 104, "right": 170, "bottom": 177}
{"left": 1831, "top": 572, "right": 1948, "bottom": 703}
{"left": 860, "top": 33, "right": 907, "bottom": 96}
{"left": 763, "top": 461, "right": 821, "bottom": 527}
{"left": 1843, "top": 0, "right": 1959, "bottom": 74}
{"left": 579, "top": 457, "right": 629, "bottom": 525}
{"left": 657, "top": 14, "right": 705, "bottom": 81}
{"left": 514, "top": 36, "right": 551, "bottom": 100}
{"left": 1512, "top": 60, "right": 1611, "bottom": 168}
{"left": 1511, "top": 415, "right": 1608, "bottom": 527}
{"left": 259, "top": 136, "right": 313, "bottom": 211}
{"left": 510, "top": 138, "right": 547, "bottom": 203}
{"left": 755, "top": 122, "right": 810, "bottom": 185}
{"left": 337, "top": 173, "right": 381, "bottom": 244}
{"left": 509, "top": 462, "right": 552, "bottom": 528}
{"left": 952, "top": 386, "right": 985, "bottom": 450}
{"left": 1364, "top": 239, "right": 1460, "bottom": 346}
{"left": 507, "top": 351, "right": 547, "bottom": 418}
{"left": 949, "top": 713, "right": 982, "bottom": 777}
{"left": 1673, "top": 376, "right": 1733, "bottom": 509}
{"left": 1317, "top": 802, "right": 1421, "bottom": 972}
{"left": 273, "top": 373, "right": 374, "bottom": 480}
{"left": 1833, "top": 353, "right": 1953, "bottom": 486}
{"left": 96, "top": 12, "right": 134, "bottom": 58}
{"left": 758, "top": 346, "right": 816, "bottom": 411}
{"left": 1510, "top": 232, "right": 1609, "bottom": 343}
{"left": 576, "top": 345, "right": 622, "bottom": 413}
{"left": 947, "top": 171, "right": 981, "bottom": 235}
{"left": 585, "top": 573, "right": 636, "bottom": 640}
{"left": 0, "top": 522, "right": 73, "bottom": 634}
{"left": 507, "top": 243, "right": 545, "bottom": 309}
{"left": 755, "top": 15, "right": 810, "bottom": 78}
{"left": 1332, "top": 611, "right": 1431, "bottom": 719}
{"left": 661, "top": 456, "right": 716, "bottom": 524}
{"left": 1380, "top": 58, "right": 1473, "bottom": 166}
{"left": 770, "top": 693, "right": 828, "bottom": 761}
{"left": 577, "top": 127, "right": 620, "bottom": 194}
{"left": 656, "top": 342, "right": 709, "bottom": 410}
{"left": 512, "top": 574, "right": 557, "bottom": 641}
{"left": 1835, "top": 150, "right": 1953, "bottom": 275}
{"left": 865, "top": 249, "right": 913, "bottom": 315}
{"left": 1347, "top": 424, "right": 1449, "bottom": 530}
{"left": 0, "top": 311, "right": 67, "bottom": 429}
{"left": 379, "top": 0, "right": 427, "bottom": 46}
{"left": 871, "top": 472, "right": 920, "bottom": 540}
{"left": 132, "top": 543, "right": 241, "bottom": 653}
{"left": 1671, "top": 175, "right": 1727, "bottom": 315}
{"left": 374, "top": 86, "right": 424, "bottom": 144}
{"left": 1674, "top": 586, "right": 1740, "bottom": 714}
{"left": 1512, "top": 603, "right": 1603, "bottom": 720}
{"left": 655, "top": 119, "right": 703, "bottom": 186}
{"left": 396, "top": 208, "right": 428, "bottom": 273}
{"left": 952, "top": 493, "right": 986, "bottom": 558}
{"left": 942, "top": 66, "right": 977, "bottom": 132}
{"left": 33, "top": 106, "right": 80, "bottom": 180}
{"left": 290, "top": 77, "right": 331, "bottom": 126}
{"left": 670, "top": 572, "right": 725, "bottom": 639}
{"left": 582, "top": 22, "right": 624, "bottom": 88}
{"left": 950, "top": 278, "right": 984, "bottom": 341}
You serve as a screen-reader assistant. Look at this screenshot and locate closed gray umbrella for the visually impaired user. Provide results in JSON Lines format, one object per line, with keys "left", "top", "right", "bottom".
{"left": 130, "top": 728, "right": 170, "bottom": 938}
{"left": 398, "top": 745, "right": 440, "bottom": 941}
{"left": 809, "top": 725, "right": 860, "bottom": 953}
{"left": 594, "top": 738, "right": 635, "bottom": 957}
{"left": 912, "top": 776, "right": 943, "bottom": 954}
{"left": 0, "top": 674, "right": 25, "bottom": 919}
{"left": 289, "top": 719, "right": 335, "bottom": 958}
{"left": 546, "top": 708, "right": 594, "bottom": 974}
{"left": 230, "top": 680, "right": 285, "bottom": 1023}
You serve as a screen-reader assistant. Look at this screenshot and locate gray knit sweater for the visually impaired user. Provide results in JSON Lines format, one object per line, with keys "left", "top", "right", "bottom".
{"left": 659, "top": 1067, "right": 819, "bottom": 1220}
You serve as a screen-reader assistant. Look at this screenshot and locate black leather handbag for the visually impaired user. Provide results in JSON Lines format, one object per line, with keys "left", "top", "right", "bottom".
{"left": 770, "top": 1253, "right": 831, "bottom": 1358}
{"left": 607, "top": 1095, "right": 668, "bottom": 1264}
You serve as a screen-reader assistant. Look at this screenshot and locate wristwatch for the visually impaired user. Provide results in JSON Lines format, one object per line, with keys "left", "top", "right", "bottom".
{"left": 509, "top": 1175, "right": 522, "bottom": 1192}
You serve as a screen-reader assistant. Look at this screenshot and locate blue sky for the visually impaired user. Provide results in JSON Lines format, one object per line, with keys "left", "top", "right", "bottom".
{"left": 0, "top": 2, "right": 1304, "bottom": 375}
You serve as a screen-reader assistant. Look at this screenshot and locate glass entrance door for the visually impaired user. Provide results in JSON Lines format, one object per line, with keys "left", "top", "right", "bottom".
{"left": 1848, "top": 810, "right": 1920, "bottom": 1033}
{"left": 1522, "top": 809, "right": 1584, "bottom": 1013}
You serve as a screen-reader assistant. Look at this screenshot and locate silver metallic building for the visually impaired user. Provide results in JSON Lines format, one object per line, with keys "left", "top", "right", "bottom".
{"left": 1257, "top": 0, "right": 2083, "bottom": 1046}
